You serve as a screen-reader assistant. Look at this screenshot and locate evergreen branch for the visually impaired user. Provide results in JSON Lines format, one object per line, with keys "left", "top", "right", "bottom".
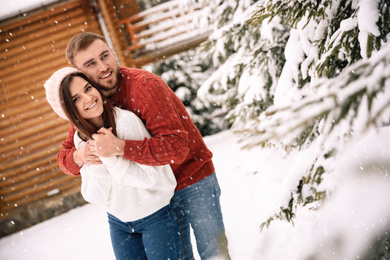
{"left": 248, "top": 0, "right": 331, "bottom": 28}
{"left": 239, "top": 43, "right": 390, "bottom": 149}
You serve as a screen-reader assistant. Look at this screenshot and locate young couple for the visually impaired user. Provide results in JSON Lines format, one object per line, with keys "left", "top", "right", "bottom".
{"left": 44, "top": 32, "right": 229, "bottom": 260}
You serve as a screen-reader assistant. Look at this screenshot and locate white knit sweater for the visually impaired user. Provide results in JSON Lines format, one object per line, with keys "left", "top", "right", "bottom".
{"left": 74, "top": 107, "right": 177, "bottom": 222}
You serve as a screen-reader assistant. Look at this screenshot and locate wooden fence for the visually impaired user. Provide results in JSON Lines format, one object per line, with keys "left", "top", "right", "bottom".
{"left": 120, "top": 0, "right": 212, "bottom": 67}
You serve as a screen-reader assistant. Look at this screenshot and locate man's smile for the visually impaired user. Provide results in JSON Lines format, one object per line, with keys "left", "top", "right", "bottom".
{"left": 100, "top": 71, "right": 112, "bottom": 80}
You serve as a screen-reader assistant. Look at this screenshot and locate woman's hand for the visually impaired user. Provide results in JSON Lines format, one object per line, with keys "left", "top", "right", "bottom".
{"left": 91, "top": 127, "right": 125, "bottom": 157}
{"left": 73, "top": 140, "right": 102, "bottom": 166}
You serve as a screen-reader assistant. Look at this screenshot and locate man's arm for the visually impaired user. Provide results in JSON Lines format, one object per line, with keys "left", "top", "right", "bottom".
{"left": 57, "top": 125, "right": 81, "bottom": 175}
{"left": 122, "top": 73, "right": 190, "bottom": 166}
{"left": 92, "top": 71, "right": 190, "bottom": 166}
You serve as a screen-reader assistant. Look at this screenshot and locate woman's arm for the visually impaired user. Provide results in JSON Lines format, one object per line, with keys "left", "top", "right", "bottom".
{"left": 73, "top": 135, "right": 112, "bottom": 206}
{"left": 99, "top": 155, "right": 164, "bottom": 188}
{"left": 79, "top": 166, "right": 112, "bottom": 206}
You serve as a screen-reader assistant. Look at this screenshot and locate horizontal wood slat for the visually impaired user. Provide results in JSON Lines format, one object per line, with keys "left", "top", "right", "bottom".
{"left": 1, "top": 175, "right": 81, "bottom": 212}
{"left": 2, "top": 170, "right": 75, "bottom": 202}
{"left": 0, "top": 117, "right": 67, "bottom": 147}
{"left": 0, "top": 0, "right": 82, "bottom": 31}
{"left": 0, "top": 110, "right": 61, "bottom": 138}
{"left": 1, "top": 153, "right": 58, "bottom": 180}
{"left": 0, "top": 142, "right": 62, "bottom": 172}
{"left": 1, "top": 124, "right": 69, "bottom": 160}
{"left": 0, "top": 8, "right": 85, "bottom": 44}
{"left": 0, "top": 0, "right": 103, "bottom": 237}
{"left": 0, "top": 104, "right": 53, "bottom": 128}
{"left": 1, "top": 154, "right": 58, "bottom": 184}
{"left": 1, "top": 95, "right": 48, "bottom": 119}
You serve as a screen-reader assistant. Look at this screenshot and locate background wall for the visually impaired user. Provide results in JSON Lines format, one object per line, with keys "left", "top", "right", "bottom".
{"left": 0, "top": 0, "right": 104, "bottom": 237}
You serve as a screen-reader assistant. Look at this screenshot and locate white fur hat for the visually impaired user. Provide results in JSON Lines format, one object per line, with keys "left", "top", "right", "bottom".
{"left": 44, "top": 67, "right": 79, "bottom": 120}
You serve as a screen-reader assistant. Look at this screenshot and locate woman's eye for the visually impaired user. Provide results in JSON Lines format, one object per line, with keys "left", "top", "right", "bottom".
{"left": 72, "top": 97, "right": 79, "bottom": 103}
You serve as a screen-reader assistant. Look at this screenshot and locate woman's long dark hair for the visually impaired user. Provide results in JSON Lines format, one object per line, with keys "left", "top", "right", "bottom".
{"left": 59, "top": 72, "right": 117, "bottom": 142}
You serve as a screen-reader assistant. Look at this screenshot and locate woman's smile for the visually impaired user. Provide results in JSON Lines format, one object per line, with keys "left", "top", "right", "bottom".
{"left": 86, "top": 100, "right": 97, "bottom": 110}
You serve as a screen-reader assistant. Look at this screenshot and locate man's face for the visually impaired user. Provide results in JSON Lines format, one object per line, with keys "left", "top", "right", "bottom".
{"left": 72, "top": 39, "right": 120, "bottom": 97}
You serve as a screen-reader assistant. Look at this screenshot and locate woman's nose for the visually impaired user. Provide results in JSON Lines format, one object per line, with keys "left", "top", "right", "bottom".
{"left": 85, "top": 94, "right": 94, "bottom": 103}
{"left": 81, "top": 93, "right": 93, "bottom": 104}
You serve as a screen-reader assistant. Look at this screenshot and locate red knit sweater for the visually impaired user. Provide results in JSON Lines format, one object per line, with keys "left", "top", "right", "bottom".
{"left": 57, "top": 67, "right": 215, "bottom": 191}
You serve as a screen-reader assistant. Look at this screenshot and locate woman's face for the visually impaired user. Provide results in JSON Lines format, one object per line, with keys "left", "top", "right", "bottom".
{"left": 69, "top": 76, "right": 104, "bottom": 124}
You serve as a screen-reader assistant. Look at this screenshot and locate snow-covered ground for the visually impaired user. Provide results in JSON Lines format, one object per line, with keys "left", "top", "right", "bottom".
{"left": 1, "top": 128, "right": 390, "bottom": 260}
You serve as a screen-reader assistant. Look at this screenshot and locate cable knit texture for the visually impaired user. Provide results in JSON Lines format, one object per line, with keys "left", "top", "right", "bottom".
{"left": 75, "top": 107, "right": 176, "bottom": 222}
{"left": 58, "top": 67, "right": 215, "bottom": 191}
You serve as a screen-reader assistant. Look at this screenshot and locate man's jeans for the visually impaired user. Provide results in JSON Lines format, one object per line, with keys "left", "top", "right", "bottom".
{"left": 107, "top": 205, "right": 180, "bottom": 260}
{"left": 171, "top": 173, "right": 229, "bottom": 260}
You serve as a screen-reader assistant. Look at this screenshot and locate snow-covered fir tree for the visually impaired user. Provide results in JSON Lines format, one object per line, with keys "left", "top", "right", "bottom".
{"left": 238, "top": 0, "right": 390, "bottom": 229}
{"left": 150, "top": 0, "right": 390, "bottom": 233}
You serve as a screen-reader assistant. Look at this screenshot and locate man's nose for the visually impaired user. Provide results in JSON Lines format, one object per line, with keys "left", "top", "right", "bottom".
{"left": 97, "top": 60, "right": 108, "bottom": 71}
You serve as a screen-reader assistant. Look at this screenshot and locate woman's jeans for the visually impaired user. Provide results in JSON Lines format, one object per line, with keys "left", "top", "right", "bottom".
{"left": 171, "top": 173, "right": 229, "bottom": 260}
{"left": 107, "top": 205, "right": 180, "bottom": 260}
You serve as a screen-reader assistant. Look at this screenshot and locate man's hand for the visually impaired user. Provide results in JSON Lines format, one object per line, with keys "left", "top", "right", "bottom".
{"left": 73, "top": 140, "right": 102, "bottom": 166}
{"left": 91, "top": 127, "right": 125, "bottom": 157}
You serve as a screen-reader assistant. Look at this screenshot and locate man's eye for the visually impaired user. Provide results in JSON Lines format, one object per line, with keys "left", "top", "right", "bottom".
{"left": 102, "top": 54, "right": 108, "bottom": 60}
{"left": 87, "top": 62, "right": 95, "bottom": 67}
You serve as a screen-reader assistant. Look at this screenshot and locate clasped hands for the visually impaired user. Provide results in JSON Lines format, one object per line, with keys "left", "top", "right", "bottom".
{"left": 74, "top": 127, "right": 125, "bottom": 167}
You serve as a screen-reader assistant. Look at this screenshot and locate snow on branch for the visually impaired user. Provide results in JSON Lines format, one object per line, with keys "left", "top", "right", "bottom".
{"left": 238, "top": 42, "right": 390, "bottom": 149}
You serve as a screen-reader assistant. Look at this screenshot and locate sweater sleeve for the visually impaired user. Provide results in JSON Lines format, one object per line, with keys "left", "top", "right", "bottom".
{"left": 79, "top": 165, "right": 112, "bottom": 206}
{"left": 100, "top": 109, "right": 171, "bottom": 188}
{"left": 122, "top": 73, "right": 190, "bottom": 166}
{"left": 57, "top": 124, "right": 81, "bottom": 176}
{"left": 73, "top": 132, "right": 112, "bottom": 206}
{"left": 99, "top": 156, "right": 165, "bottom": 188}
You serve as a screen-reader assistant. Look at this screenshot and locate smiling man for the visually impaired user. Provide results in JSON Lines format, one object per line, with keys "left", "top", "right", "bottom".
{"left": 58, "top": 32, "right": 230, "bottom": 260}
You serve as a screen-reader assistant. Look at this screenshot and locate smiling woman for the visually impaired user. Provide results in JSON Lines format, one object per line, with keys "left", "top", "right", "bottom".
{"left": 69, "top": 76, "right": 104, "bottom": 126}
{"left": 44, "top": 68, "right": 118, "bottom": 143}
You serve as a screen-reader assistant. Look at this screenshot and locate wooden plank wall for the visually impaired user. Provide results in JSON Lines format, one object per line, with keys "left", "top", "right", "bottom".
{"left": 97, "top": 0, "right": 140, "bottom": 67}
{"left": 0, "top": 0, "right": 104, "bottom": 237}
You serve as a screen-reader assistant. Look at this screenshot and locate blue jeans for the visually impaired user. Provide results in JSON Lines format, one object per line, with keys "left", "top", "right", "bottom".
{"left": 107, "top": 205, "right": 180, "bottom": 260}
{"left": 171, "top": 173, "right": 229, "bottom": 260}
